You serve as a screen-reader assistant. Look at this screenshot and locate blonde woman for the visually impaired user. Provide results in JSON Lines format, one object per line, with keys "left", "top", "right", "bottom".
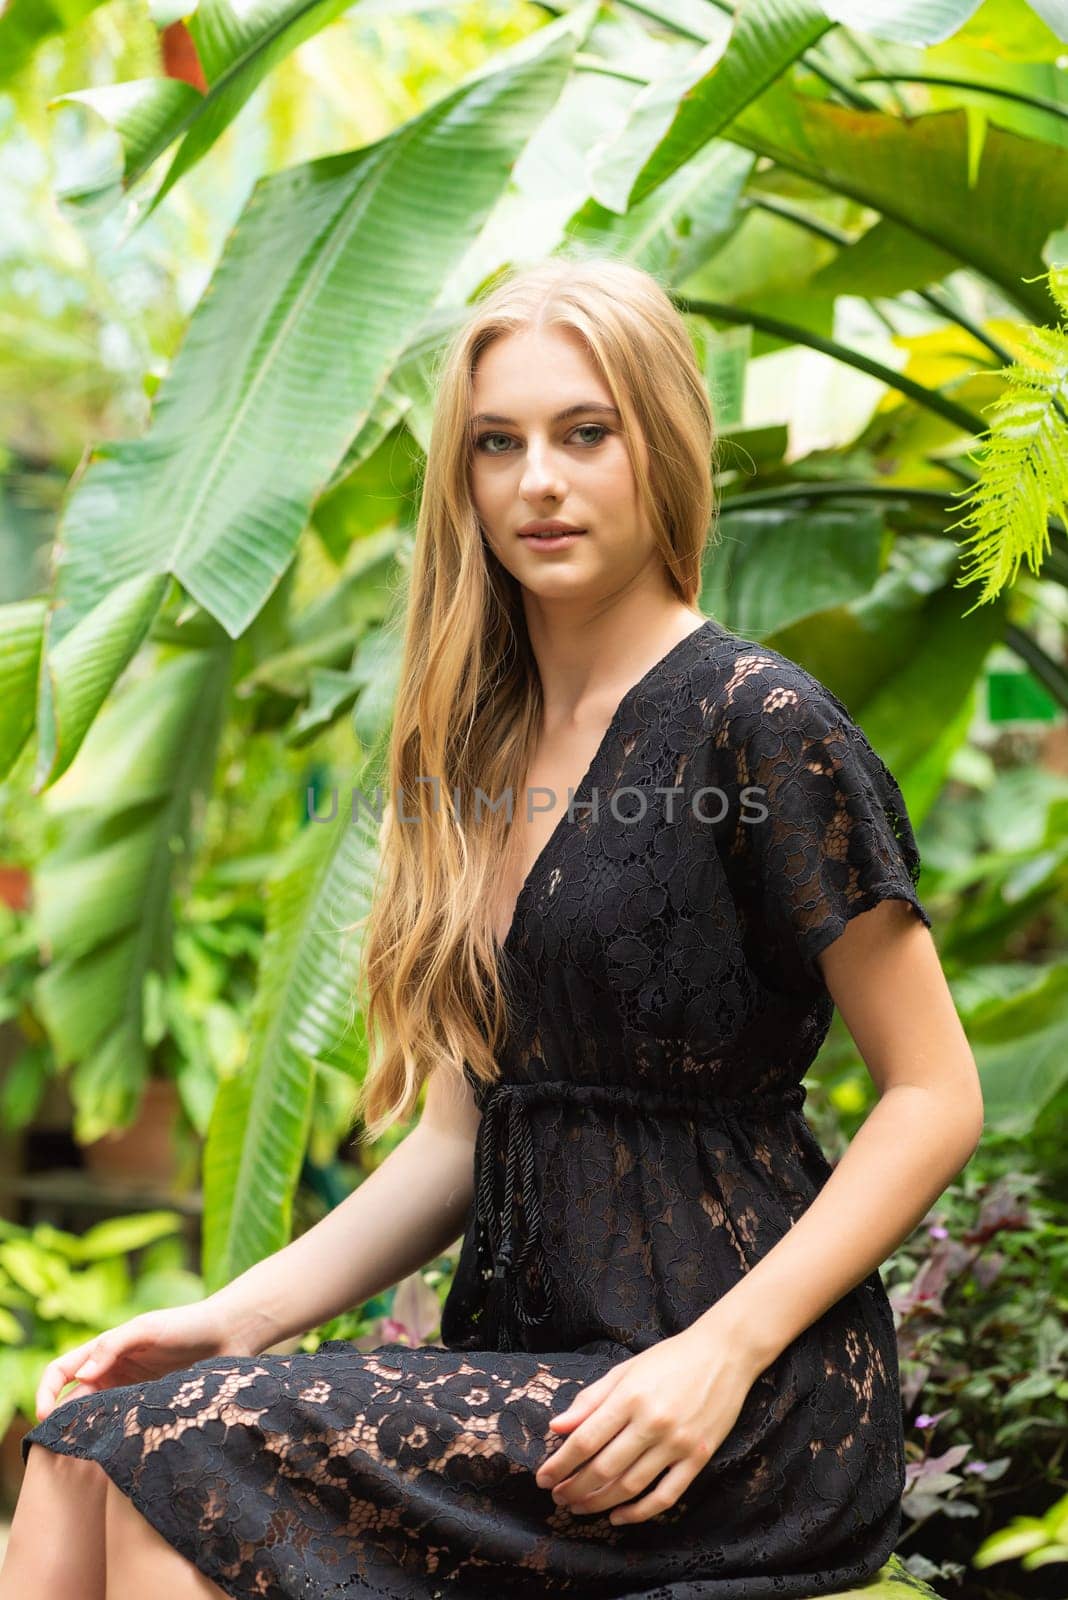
{"left": 6, "top": 256, "right": 983, "bottom": 1600}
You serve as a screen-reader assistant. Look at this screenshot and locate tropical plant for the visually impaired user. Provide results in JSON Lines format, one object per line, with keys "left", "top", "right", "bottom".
{"left": 947, "top": 263, "right": 1068, "bottom": 615}
{"left": 0, "top": 1209, "right": 202, "bottom": 1434}
{"left": 972, "top": 1487, "right": 1068, "bottom": 1573}
{"left": 888, "top": 1169, "right": 1068, "bottom": 1520}
{"left": 1, "top": 0, "right": 1066, "bottom": 1304}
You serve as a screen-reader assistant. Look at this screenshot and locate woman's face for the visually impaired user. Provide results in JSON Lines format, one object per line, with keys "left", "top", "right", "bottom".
{"left": 468, "top": 324, "right": 657, "bottom": 606}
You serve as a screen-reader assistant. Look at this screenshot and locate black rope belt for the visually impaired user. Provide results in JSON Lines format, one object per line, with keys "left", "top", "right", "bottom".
{"left": 472, "top": 1082, "right": 556, "bottom": 1352}
{"left": 470, "top": 1076, "right": 807, "bottom": 1351}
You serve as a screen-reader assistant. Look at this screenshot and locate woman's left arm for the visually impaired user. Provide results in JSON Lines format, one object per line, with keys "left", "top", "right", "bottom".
{"left": 536, "top": 901, "right": 984, "bottom": 1523}
{"left": 693, "top": 896, "right": 984, "bottom": 1369}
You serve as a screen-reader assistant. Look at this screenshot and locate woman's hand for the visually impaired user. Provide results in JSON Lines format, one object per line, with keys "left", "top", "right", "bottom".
{"left": 535, "top": 1322, "right": 759, "bottom": 1525}
{"left": 34, "top": 1298, "right": 261, "bottom": 1423}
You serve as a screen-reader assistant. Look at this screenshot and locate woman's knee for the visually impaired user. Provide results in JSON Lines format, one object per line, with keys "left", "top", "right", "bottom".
{"left": 1, "top": 1447, "right": 108, "bottom": 1595}
{"left": 13, "top": 1444, "right": 109, "bottom": 1534}
{"left": 23, "top": 1442, "right": 109, "bottom": 1493}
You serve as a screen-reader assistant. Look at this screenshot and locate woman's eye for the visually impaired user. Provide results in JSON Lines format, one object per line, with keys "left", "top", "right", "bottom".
{"left": 475, "top": 432, "right": 513, "bottom": 454}
{"left": 473, "top": 423, "right": 610, "bottom": 455}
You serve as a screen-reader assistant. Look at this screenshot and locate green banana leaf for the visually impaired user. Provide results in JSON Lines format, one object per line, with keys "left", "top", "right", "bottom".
{"left": 35, "top": 15, "right": 583, "bottom": 795}
{"left": 289, "top": 620, "right": 403, "bottom": 747}
{"left": 0, "top": 597, "right": 46, "bottom": 781}
{"left": 726, "top": 88, "right": 1068, "bottom": 322}
{"left": 149, "top": 0, "right": 358, "bottom": 214}
{"left": 202, "top": 729, "right": 390, "bottom": 1289}
{"left": 34, "top": 630, "right": 233, "bottom": 1144}
{"left": 807, "top": 219, "right": 960, "bottom": 300}
{"left": 816, "top": 0, "right": 985, "bottom": 44}
{"left": 53, "top": 79, "right": 203, "bottom": 206}
{"left": 702, "top": 503, "right": 887, "bottom": 636}
{"left": 571, "top": 139, "right": 755, "bottom": 286}
{"left": 53, "top": 0, "right": 358, "bottom": 208}
{"left": 822, "top": 0, "right": 1066, "bottom": 45}
{"left": 589, "top": 32, "right": 1067, "bottom": 321}
{"left": 35, "top": 571, "right": 170, "bottom": 792}
{"left": 963, "top": 961, "right": 1068, "bottom": 1134}
{"left": 607, "top": 0, "right": 832, "bottom": 212}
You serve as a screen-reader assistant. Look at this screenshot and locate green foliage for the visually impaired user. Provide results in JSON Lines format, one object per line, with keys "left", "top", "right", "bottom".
{"left": 1, "top": 12, "right": 1067, "bottom": 1588}
{"left": 973, "top": 1487, "right": 1068, "bottom": 1571}
{"left": 948, "top": 264, "right": 1068, "bottom": 612}
{"left": 0, "top": 0, "right": 113, "bottom": 87}
{"left": 2, "top": 0, "right": 1064, "bottom": 1250}
{"left": 886, "top": 1163, "right": 1068, "bottom": 1533}
{"left": 0, "top": 1210, "right": 202, "bottom": 1432}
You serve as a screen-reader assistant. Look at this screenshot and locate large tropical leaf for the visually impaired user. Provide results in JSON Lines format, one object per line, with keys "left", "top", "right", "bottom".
{"left": 35, "top": 571, "right": 170, "bottom": 791}
{"left": 1028, "top": 0, "right": 1068, "bottom": 40}
{"left": 150, "top": 0, "right": 358, "bottom": 213}
{"left": 963, "top": 961, "right": 1068, "bottom": 1135}
{"left": 35, "top": 14, "right": 584, "bottom": 792}
{"left": 725, "top": 89, "right": 1068, "bottom": 323}
{"left": 590, "top": 33, "right": 1068, "bottom": 321}
{"left": 570, "top": 139, "right": 755, "bottom": 285}
{"left": 34, "top": 622, "right": 233, "bottom": 1144}
{"left": 701, "top": 502, "right": 887, "bottom": 636}
{"left": 815, "top": 0, "right": 985, "bottom": 43}
{"left": 807, "top": 218, "right": 960, "bottom": 300}
{"left": 594, "top": 0, "right": 831, "bottom": 213}
{"left": 820, "top": 0, "right": 1068, "bottom": 43}
{"left": 0, "top": 598, "right": 46, "bottom": 780}
{"left": 202, "top": 729, "right": 389, "bottom": 1289}
{"left": 52, "top": 79, "right": 203, "bottom": 206}
{"left": 288, "top": 617, "right": 404, "bottom": 747}
{"left": 459, "top": 7, "right": 667, "bottom": 284}
{"left": 934, "top": 773, "right": 1068, "bottom": 960}
{"left": 678, "top": 294, "right": 981, "bottom": 434}
{"left": 53, "top": 0, "right": 358, "bottom": 208}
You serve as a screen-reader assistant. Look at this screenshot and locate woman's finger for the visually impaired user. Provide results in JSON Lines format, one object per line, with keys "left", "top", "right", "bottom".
{"left": 569, "top": 1441, "right": 673, "bottom": 1514}
{"left": 50, "top": 1381, "right": 98, "bottom": 1409}
{"left": 35, "top": 1340, "right": 98, "bottom": 1418}
{"left": 72, "top": 1353, "right": 106, "bottom": 1379}
{"left": 608, "top": 1457, "right": 700, "bottom": 1526}
{"left": 542, "top": 1402, "right": 632, "bottom": 1492}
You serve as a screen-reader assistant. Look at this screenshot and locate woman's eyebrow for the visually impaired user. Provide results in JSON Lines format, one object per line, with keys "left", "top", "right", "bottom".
{"left": 469, "top": 402, "right": 621, "bottom": 427}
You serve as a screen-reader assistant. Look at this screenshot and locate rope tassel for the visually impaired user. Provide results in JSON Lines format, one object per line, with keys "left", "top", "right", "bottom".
{"left": 472, "top": 1083, "right": 556, "bottom": 1348}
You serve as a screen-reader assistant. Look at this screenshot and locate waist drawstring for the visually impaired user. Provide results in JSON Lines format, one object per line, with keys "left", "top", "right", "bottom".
{"left": 472, "top": 1083, "right": 555, "bottom": 1352}
{"left": 467, "top": 1074, "right": 806, "bottom": 1351}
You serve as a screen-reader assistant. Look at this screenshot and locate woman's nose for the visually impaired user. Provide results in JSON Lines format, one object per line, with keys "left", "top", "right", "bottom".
{"left": 518, "top": 444, "right": 565, "bottom": 492}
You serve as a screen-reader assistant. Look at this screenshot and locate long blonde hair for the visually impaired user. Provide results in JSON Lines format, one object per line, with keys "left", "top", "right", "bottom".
{"left": 353, "top": 253, "right": 718, "bottom": 1142}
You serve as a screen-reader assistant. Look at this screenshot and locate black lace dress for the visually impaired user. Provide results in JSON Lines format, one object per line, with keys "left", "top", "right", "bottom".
{"left": 22, "top": 617, "right": 932, "bottom": 1600}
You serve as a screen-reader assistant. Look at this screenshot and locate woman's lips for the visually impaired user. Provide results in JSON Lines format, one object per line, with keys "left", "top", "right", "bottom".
{"left": 518, "top": 529, "right": 586, "bottom": 549}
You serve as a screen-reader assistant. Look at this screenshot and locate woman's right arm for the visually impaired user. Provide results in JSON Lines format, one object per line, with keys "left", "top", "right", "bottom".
{"left": 209, "top": 1062, "right": 483, "bottom": 1352}
{"left": 34, "top": 1067, "right": 482, "bottom": 1419}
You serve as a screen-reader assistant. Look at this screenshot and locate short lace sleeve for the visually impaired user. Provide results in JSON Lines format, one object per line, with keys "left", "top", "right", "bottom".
{"left": 722, "top": 656, "right": 933, "bottom": 997}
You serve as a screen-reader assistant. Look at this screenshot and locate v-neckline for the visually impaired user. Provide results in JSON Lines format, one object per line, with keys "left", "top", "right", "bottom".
{"left": 495, "top": 617, "right": 715, "bottom": 953}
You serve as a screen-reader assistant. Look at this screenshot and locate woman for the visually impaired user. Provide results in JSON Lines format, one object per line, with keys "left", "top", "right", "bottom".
{"left": 4, "top": 256, "right": 983, "bottom": 1599}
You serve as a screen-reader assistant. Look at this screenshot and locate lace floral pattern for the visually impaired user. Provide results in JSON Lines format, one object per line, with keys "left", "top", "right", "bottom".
{"left": 23, "top": 620, "right": 931, "bottom": 1599}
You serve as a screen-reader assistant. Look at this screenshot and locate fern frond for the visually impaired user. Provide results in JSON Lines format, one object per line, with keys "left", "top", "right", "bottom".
{"left": 947, "top": 264, "right": 1068, "bottom": 614}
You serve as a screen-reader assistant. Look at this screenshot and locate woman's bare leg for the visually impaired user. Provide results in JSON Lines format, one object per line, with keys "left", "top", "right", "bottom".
{"left": 0, "top": 1444, "right": 229, "bottom": 1600}
{"left": 104, "top": 1475, "right": 230, "bottom": 1598}
{"left": 0, "top": 1444, "right": 107, "bottom": 1599}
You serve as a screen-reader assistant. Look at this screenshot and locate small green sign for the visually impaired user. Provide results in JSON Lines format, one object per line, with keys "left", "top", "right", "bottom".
{"left": 987, "top": 671, "right": 1060, "bottom": 724}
